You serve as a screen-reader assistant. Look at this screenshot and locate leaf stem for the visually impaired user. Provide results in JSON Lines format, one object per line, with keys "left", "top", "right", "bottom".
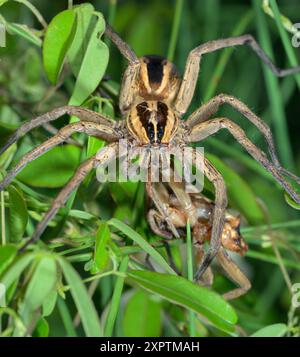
{"left": 167, "top": 0, "right": 184, "bottom": 61}
{"left": 253, "top": 0, "right": 294, "bottom": 170}
{"left": 204, "top": 10, "right": 254, "bottom": 101}
{"left": 269, "top": 0, "right": 300, "bottom": 90}
{"left": 241, "top": 219, "right": 300, "bottom": 233}
{"left": 15, "top": 0, "right": 47, "bottom": 29}
{"left": 108, "top": 0, "right": 117, "bottom": 26}
{"left": 186, "top": 220, "right": 196, "bottom": 337}
{"left": 104, "top": 256, "right": 129, "bottom": 337}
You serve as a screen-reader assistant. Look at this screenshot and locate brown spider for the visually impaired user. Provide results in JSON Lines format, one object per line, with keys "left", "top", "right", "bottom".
{"left": 1, "top": 24, "right": 300, "bottom": 279}
{"left": 147, "top": 176, "right": 250, "bottom": 300}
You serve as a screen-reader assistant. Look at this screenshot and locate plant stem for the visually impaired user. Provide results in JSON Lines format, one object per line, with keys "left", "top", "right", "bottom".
{"left": 246, "top": 250, "right": 300, "bottom": 271}
{"left": 186, "top": 220, "right": 196, "bottom": 337}
{"left": 269, "top": 0, "right": 300, "bottom": 90}
{"left": 204, "top": 10, "right": 254, "bottom": 101}
{"left": 104, "top": 256, "right": 129, "bottom": 337}
{"left": 242, "top": 219, "right": 300, "bottom": 233}
{"left": 15, "top": 0, "right": 47, "bottom": 29}
{"left": 108, "top": 0, "right": 117, "bottom": 26}
{"left": 167, "top": 0, "right": 184, "bottom": 61}
{"left": 253, "top": 0, "right": 294, "bottom": 170}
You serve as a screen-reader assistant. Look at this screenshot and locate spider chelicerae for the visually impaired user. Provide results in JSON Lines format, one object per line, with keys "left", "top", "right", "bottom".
{"left": 1, "top": 24, "right": 300, "bottom": 280}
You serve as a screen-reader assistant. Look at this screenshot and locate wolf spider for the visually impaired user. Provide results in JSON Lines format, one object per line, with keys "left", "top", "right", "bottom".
{"left": 1, "top": 24, "right": 300, "bottom": 279}
{"left": 147, "top": 176, "right": 250, "bottom": 300}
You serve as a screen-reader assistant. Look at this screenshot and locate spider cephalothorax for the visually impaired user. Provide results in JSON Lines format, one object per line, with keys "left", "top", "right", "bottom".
{"left": 126, "top": 99, "right": 179, "bottom": 146}
{"left": 126, "top": 55, "right": 180, "bottom": 146}
{"left": 1, "top": 23, "right": 300, "bottom": 283}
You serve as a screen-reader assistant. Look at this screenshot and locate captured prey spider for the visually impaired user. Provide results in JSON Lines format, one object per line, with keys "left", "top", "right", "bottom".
{"left": 1, "top": 24, "right": 300, "bottom": 279}
{"left": 147, "top": 176, "right": 250, "bottom": 300}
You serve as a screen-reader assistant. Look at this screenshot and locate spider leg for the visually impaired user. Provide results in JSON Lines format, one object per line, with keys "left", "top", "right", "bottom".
{"left": 19, "top": 143, "right": 118, "bottom": 251}
{"left": 188, "top": 117, "right": 300, "bottom": 204}
{"left": 175, "top": 35, "right": 300, "bottom": 115}
{"left": 104, "top": 25, "right": 140, "bottom": 114}
{"left": 146, "top": 181, "right": 180, "bottom": 239}
{"left": 186, "top": 94, "right": 300, "bottom": 185}
{"left": 147, "top": 208, "right": 173, "bottom": 239}
{"left": 0, "top": 121, "right": 119, "bottom": 192}
{"left": 105, "top": 24, "right": 138, "bottom": 63}
{"left": 0, "top": 106, "right": 116, "bottom": 157}
{"left": 164, "top": 242, "right": 181, "bottom": 276}
{"left": 185, "top": 149, "right": 227, "bottom": 280}
{"left": 217, "top": 248, "right": 251, "bottom": 300}
{"left": 194, "top": 242, "right": 214, "bottom": 287}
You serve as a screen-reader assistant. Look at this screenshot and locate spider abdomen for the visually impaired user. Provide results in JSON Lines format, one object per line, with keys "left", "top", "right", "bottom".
{"left": 138, "top": 55, "right": 181, "bottom": 102}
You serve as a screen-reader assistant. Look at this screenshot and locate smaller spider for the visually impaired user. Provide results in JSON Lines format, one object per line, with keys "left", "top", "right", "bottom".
{"left": 0, "top": 24, "right": 300, "bottom": 280}
{"left": 147, "top": 175, "right": 250, "bottom": 300}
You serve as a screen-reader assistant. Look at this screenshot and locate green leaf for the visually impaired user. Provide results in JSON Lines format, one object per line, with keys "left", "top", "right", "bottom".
{"left": 43, "top": 9, "right": 77, "bottom": 84}
{"left": 67, "top": 3, "right": 95, "bottom": 77}
{"left": 285, "top": 191, "right": 300, "bottom": 210}
{"left": 7, "top": 185, "right": 28, "bottom": 243}
{"left": 127, "top": 270, "right": 238, "bottom": 333}
{"left": 108, "top": 218, "right": 176, "bottom": 275}
{"left": 42, "top": 290, "right": 58, "bottom": 317}
{"left": 114, "top": 205, "right": 134, "bottom": 226}
{"left": 57, "top": 296, "right": 77, "bottom": 337}
{"left": 86, "top": 100, "right": 114, "bottom": 158}
{"left": 109, "top": 181, "right": 139, "bottom": 204}
{"left": 17, "top": 145, "right": 81, "bottom": 188}
{"left": 104, "top": 256, "right": 129, "bottom": 337}
{"left": 206, "top": 153, "right": 265, "bottom": 225}
{"left": 251, "top": 323, "right": 287, "bottom": 337}
{"left": 123, "top": 290, "right": 161, "bottom": 337}
{"left": 32, "top": 317, "right": 49, "bottom": 337}
{"left": 0, "top": 143, "right": 17, "bottom": 170}
{"left": 91, "top": 222, "right": 110, "bottom": 274}
{"left": 18, "top": 256, "right": 57, "bottom": 326}
{"left": 0, "top": 253, "right": 35, "bottom": 289}
{"left": 0, "top": 245, "right": 17, "bottom": 276}
{"left": 68, "top": 13, "right": 109, "bottom": 105}
{"left": 6, "top": 23, "right": 42, "bottom": 47}
{"left": 58, "top": 257, "right": 102, "bottom": 337}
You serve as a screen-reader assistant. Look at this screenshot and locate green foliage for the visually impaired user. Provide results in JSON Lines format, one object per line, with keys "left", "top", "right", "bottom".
{"left": 251, "top": 323, "right": 287, "bottom": 337}
{"left": 123, "top": 290, "right": 162, "bottom": 337}
{"left": 43, "top": 9, "right": 77, "bottom": 84}
{"left": 0, "top": 0, "right": 300, "bottom": 338}
{"left": 17, "top": 145, "right": 81, "bottom": 188}
{"left": 68, "top": 10, "right": 109, "bottom": 106}
{"left": 127, "top": 270, "right": 238, "bottom": 333}
{"left": 7, "top": 184, "right": 28, "bottom": 242}
{"left": 58, "top": 257, "right": 102, "bottom": 337}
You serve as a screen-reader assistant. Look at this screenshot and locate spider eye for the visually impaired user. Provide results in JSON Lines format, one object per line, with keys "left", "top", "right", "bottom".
{"left": 157, "top": 125, "right": 164, "bottom": 142}
{"left": 147, "top": 124, "right": 155, "bottom": 144}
